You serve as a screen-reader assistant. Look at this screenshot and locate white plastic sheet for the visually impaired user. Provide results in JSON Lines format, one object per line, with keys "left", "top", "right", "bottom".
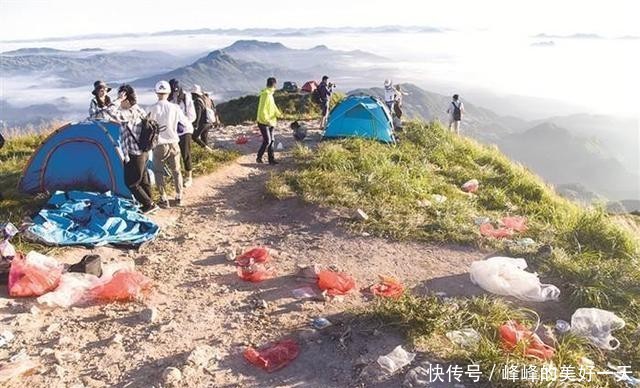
{"left": 377, "top": 345, "right": 416, "bottom": 375}
{"left": 37, "top": 272, "right": 100, "bottom": 308}
{"left": 469, "top": 257, "right": 560, "bottom": 302}
{"left": 571, "top": 308, "right": 625, "bottom": 350}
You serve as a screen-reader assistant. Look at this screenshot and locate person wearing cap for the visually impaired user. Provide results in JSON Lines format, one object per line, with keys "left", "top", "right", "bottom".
{"left": 116, "top": 84, "right": 158, "bottom": 214}
{"left": 88, "top": 80, "right": 126, "bottom": 120}
{"left": 383, "top": 79, "right": 397, "bottom": 113}
{"left": 256, "top": 77, "right": 282, "bottom": 165}
{"left": 317, "top": 75, "right": 334, "bottom": 129}
{"left": 147, "top": 80, "right": 191, "bottom": 208}
{"left": 191, "top": 84, "right": 214, "bottom": 152}
{"left": 168, "top": 79, "right": 197, "bottom": 188}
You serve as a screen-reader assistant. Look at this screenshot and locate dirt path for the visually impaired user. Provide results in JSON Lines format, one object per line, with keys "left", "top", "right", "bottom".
{"left": 2, "top": 122, "right": 487, "bottom": 388}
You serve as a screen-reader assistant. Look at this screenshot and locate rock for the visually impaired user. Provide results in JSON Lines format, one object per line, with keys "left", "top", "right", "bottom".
{"left": 45, "top": 323, "right": 61, "bottom": 335}
{"left": 140, "top": 307, "right": 158, "bottom": 323}
{"left": 225, "top": 250, "right": 236, "bottom": 261}
{"left": 162, "top": 367, "right": 182, "bottom": 386}
{"left": 0, "top": 330, "right": 15, "bottom": 347}
{"left": 110, "top": 334, "right": 123, "bottom": 345}
{"left": 355, "top": 209, "right": 369, "bottom": 221}
{"left": 54, "top": 350, "right": 79, "bottom": 364}
{"left": 297, "top": 264, "right": 321, "bottom": 279}
{"left": 538, "top": 244, "right": 553, "bottom": 258}
{"left": 53, "top": 364, "right": 66, "bottom": 378}
{"left": 249, "top": 299, "right": 268, "bottom": 310}
{"left": 186, "top": 344, "right": 217, "bottom": 368}
{"left": 81, "top": 376, "right": 106, "bottom": 388}
{"left": 30, "top": 305, "right": 41, "bottom": 315}
{"left": 58, "top": 336, "right": 74, "bottom": 346}
{"left": 41, "top": 348, "right": 55, "bottom": 356}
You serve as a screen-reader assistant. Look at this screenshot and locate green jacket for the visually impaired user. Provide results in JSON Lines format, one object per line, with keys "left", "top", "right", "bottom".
{"left": 256, "top": 87, "right": 281, "bottom": 126}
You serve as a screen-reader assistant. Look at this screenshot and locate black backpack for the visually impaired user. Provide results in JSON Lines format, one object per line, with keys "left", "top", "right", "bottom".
{"left": 452, "top": 102, "right": 462, "bottom": 121}
{"left": 68, "top": 254, "right": 103, "bottom": 277}
{"left": 137, "top": 117, "right": 160, "bottom": 152}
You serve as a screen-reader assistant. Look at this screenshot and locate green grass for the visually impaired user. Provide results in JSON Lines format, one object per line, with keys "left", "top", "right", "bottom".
{"left": 268, "top": 120, "right": 640, "bottom": 386}
{"left": 217, "top": 91, "right": 344, "bottom": 125}
{"left": 0, "top": 128, "right": 239, "bottom": 252}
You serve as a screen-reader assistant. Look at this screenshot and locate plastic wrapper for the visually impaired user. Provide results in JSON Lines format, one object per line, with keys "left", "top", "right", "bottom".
{"left": 90, "top": 270, "right": 152, "bottom": 302}
{"left": 243, "top": 339, "right": 300, "bottom": 372}
{"left": 317, "top": 270, "right": 356, "bottom": 296}
{"left": 499, "top": 320, "right": 555, "bottom": 360}
{"left": 370, "top": 276, "right": 404, "bottom": 298}
{"left": 8, "top": 251, "right": 63, "bottom": 297}
{"left": 571, "top": 308, "right": 625, "bottom": 350}
{"left": 37, "top": 272, "right": 100, "bottom": 308}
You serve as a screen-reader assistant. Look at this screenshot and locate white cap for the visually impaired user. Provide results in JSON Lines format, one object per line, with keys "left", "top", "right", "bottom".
{"left": 191, "top": 84, "right": 203, "bottom": 95}
{"left": 155, "top": 80, "right": 170, "bottom": 94}
{"left": 384, "top": 79, "right": 392, "bottom": 87}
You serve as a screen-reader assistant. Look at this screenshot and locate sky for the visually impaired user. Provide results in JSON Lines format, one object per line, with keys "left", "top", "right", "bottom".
{"left": 1, "top": 0, "right": 639, "bottom": 41}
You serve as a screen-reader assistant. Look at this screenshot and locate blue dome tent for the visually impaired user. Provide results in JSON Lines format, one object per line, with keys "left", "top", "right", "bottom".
{"left": 18, "top": 121, "right": 132, "bottom": 198}
{"left": 323, "top": 95, "right": 395, "bottom": 143}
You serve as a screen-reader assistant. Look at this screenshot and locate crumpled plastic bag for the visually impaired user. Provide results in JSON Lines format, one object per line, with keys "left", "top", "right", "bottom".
{"left": 235, "top": 135, "right": 249, "bottom": 144}
{"left": 8, "top": 251, "right": 63, "bottom": 297}
{"left": 446, "top": 328, "right": 481, "bottom": 347}
{"left": 461, "top": 179, "right": 479, "bottom": 193}
{"left": 236, "top": 247, "right": 270, "bottom": 267}
{"left": 237, "top": 264, "right": 273, "bottom": 282}
{"left": 502, "top": 216, "right": 528, "bottom": 232}
{"left": 479, "top": 223, "right": 514, "bottom": 238}
{"left": 243, "top": 339, "right": 300, "bottom": 372}
{"left": 469, "top": 257, "right": 560, "bottom": 302}
{"left": 370, "top": 276, "right": 405, "bottom": 298}
{"left": 377, "top": 345, "right": 416, "bottom": 375}
{"left": 499, "top": 320, "right": 555, "bottom": 360}
{"left": 570, "top": 308, "right": 625, "bottom": 350}
{"left": 90, "top": 270, "right": 152, "bottom": 302}
{"left": 37, "top": 272, "right": 100, "bottom": 308}
{"left": 317, "top": 270, "right": 356, "bottom": 296}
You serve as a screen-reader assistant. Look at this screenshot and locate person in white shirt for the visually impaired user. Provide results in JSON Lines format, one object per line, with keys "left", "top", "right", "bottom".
{"left": 168, "top": 79, "right": 197, "bottom": 188}
{"left": 446, "top": 94, "right": 465, "bottom": 135}
{"left": 383, "top": 79, "right": 397, "bottom": 113}
{"left": 147, "top": 80, "right": 190, "bottom": 208}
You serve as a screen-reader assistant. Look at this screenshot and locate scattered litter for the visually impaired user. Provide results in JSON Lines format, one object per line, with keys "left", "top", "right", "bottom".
{"left": 469, "top": 256, "right": 560, "bottom": 302}
{"left": 501, "top": 216, "right": 528, "bottom": 232}
{"left": 248, "top": 298, "right": 268, "bottom": 310}
{"left": 446, "top": 328, "right": 481, "bottom": 348}
{"left": 9, "top": 251, "right": 63, "bottom": 297}
{"left": 0, "top": 331, "right": 15, "bottom": 348}
{"left": 555, "top": 320, "right": 571, "bottom": 334}
{"left": 235, "top": 247, "right": 270, "bottom": 267}
{"left": 579, "top": 357, "right": 595, "bottom": 367}
{"left": 236, "top": 247, "right": 272, "bottom": 282}
{"left": 499, "top": 320, "right": 555, "bottom": 360}
{"left": 292, "top": 287, "right": 317, "bottom": 299}
{"left": 461, "top": 179, "right": 479, "bottom": 193}
{"left": 479, "top": 223, "right": 514, "bottom": 239}
{"left": 474, "top": 216, "right": 490, "bottom": 225}
{"left": 237, "top": 264, "right": 272, "bottom": 282}
{"left": 90, "top": 270, "right": 152, "bottom": 302}
{"left": 355, "top": 209, "right": 369, "bottom": 221}
{"left": 140, "top": 307, "right": 159, "bottom": 323}
{"left": 403, "top": 361, "right": 432, "bottom": 387}
{"left": 317, "top": 270, "right": 356, "bottom": 296}
{"left": 235, "top": 135, "right": 249, "bottom": 144}
{"left": 0, "top": 356, "right": 39, "bottom": 383}
{"left": 311, "top": 317, "right": 332, "bottom": 330}
{"left": 68, "top": 254, "right": 102, "bottom": 277}
{"left": 276, "top": 142, "right": 284, "bottom": 150}
{"left": 1, "top": 222, "right": 19, "bottom": 239}
{"left": 370, "top": 276, "right": 405, "bottom": 299}
{"left": 377, "top": 345, "right": 416, "bottom": 375}
{"left": 570, "top": 308, "right": 625, "bottom": 350}
{"left": 607, "top": 364, "right": 640, "bottom": 386}
{"left": 297, "top": 264, "right": 321, "bottom": 280}
{"left": 243, "top": 339, "right": 300, "bottom": 372}
{"left": 515, "top": 238, "right": 536, "bottom": 247}
{"left": 431, "top": 194, "right": 447, "bottom": 204}
{"left": 37, "top": 272, "right": 99, "bottom": 308}
{"left": 0, "top": 241, "right": 16, "bottom": 261}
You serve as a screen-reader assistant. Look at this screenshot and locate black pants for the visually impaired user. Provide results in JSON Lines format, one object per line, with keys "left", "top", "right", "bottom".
{"left": 193, "top": 124, "right": 212, "bottom": 148}
{"left": 257, "top": 124, "right": 275, "bottom": 162}
{"left": 124, "top": 153, "right": 153, "bottom": 208}
{"left": 179, "top": 134, "right": 192, "bottom": 172}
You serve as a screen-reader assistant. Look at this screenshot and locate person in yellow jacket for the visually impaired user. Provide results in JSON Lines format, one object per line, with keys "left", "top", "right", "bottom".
{"left": 256, "top": 77, "right": 282, "bottom": 164}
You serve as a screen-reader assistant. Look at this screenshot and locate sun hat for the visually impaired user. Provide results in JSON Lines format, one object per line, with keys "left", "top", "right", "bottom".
{"left": 92, "top": 80, "right": 111, "bottom": 95}
{"left": 155, "top": 80, "right": 171, "bottom": 94}
{"left": 191, "top": 84, "right": 203, "bottom": 95}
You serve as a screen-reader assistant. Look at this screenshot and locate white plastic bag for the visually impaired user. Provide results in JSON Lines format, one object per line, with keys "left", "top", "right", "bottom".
{"left": 570, "top": 308, "right": 625, "bottom": 350}
{"left": 446, "top": 328, "right": 481, "bottom": 347}
{"left": 377, "top": 345, "right": 415, "bottom": 375}
{"left": 37, "top": 272, "right": 100, "bottom": 308}
{"left": 469, "top": 257, "right": 560, "bottom": 302}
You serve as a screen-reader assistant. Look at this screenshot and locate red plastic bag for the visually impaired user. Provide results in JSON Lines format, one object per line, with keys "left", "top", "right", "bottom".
{"left": 502, "top": 216, "right": 528, "bottom": 232}
{"left": 237, "top": 264, "right": 272, "bottom": 282}
{"left": 480, "top": 223, "right": 514, "bottom": 239}
{"left": 243, "top": 339, "right": 300, "bottom": 372}
{"left": 235, "top": 135, "right": 249, "bottom": 144}
{"left": 8, "top": 251, "right": 62, "bottom": 297}
{"left": 317, "top": 270, "right": 355, "bottom": 296}
{"left": 499, "top": 320, "right": 555, "bottom": 360}
{"left": 236, "top": 247, "right": 270, "bottom": 267}
{"left": 90, "top": 270, "right": 152, "bottom": 302}
{"left": 371, "top": 275, "right": 405, "bottom": 298}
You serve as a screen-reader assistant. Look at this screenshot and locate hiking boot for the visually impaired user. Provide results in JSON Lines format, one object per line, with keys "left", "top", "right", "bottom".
{"left": 141, "top": 203, "right": 160, "bottom": 215}
{"left": 268, "top": 160, "right": 279, "bottom": 165}
{"left": 256, "top": 158, "right": 264, "bottom": 164}
{"left": 184, "top": 176, "right": 193, "bottom": 188}
{"left": 159, "top": 199, "right": 171, "bottom": 209}
{"left": 204, "top": 145, "right": 214, "bottom": 153}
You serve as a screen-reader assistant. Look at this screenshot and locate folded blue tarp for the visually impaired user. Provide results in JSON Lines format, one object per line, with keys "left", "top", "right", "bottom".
{"left": 26, "top": 191, "right": 160, "bottom": 247}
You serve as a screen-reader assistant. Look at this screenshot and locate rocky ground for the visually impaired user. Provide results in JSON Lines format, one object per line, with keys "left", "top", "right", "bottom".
{"left": 1, "top": 121, "right": 497, "bottom": 387}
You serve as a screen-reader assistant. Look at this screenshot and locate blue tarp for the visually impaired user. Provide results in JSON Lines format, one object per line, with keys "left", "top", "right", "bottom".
{"left": 26, "top": 191, "right": 159, "bottom": 247}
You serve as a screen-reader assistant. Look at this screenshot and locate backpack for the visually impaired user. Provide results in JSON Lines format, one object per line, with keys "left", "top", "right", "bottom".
{"left": 194, "top": 93, "right": 217, "bottom": 126}
{"left": 312, "top": 88, "right": 321, "bottom": 104}
{"left": 137, "top": 116, "right": 160, "bottom": 152}
{"left": 68, "top": 254, "right": 103, "bottom": 277}
{"left": 452, "top": 102, "right": 462, "bottom": 121}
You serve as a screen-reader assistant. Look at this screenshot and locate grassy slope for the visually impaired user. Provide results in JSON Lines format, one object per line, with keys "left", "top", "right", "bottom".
{"left": 217, "top": 91, "right": 344, "bottom": 125}
{"left": 0, "top": 126, "right": 239, "bottom": 251}
{"left": 268, "top": 121, "right": 640, "bottom": 386}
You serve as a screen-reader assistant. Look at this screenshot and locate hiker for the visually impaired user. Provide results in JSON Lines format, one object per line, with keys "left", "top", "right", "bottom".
{"left": 191, "top": 84, "right": 215, "bottom": 152}
{"left": 88, "top": 80, "right": 126, "bottom": 120}
{"left": 147, "top": 80, "right": 190, "bottom": 208}
{"left": 383, "top": 79, "right": 397, "bottom": 113}
{"left": 256, "top": 77, "right": 282, "bottom": 165}
{"left": 317, "top": 75, "right": 334, "bottom": 128}
{"left": 116, "top": 84, "right": 158, "bottom": 214}
{"left": 168, "top": 79, "right": 196, "bottom": 188}
{"left": 446, "top": 94, "right": 465, "bottom": 134}
{"left": 393, "top": 84, "right": 407, "bottom": 119}
{"left": 0, "top": 131, "right": 4, "bottom": 200}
